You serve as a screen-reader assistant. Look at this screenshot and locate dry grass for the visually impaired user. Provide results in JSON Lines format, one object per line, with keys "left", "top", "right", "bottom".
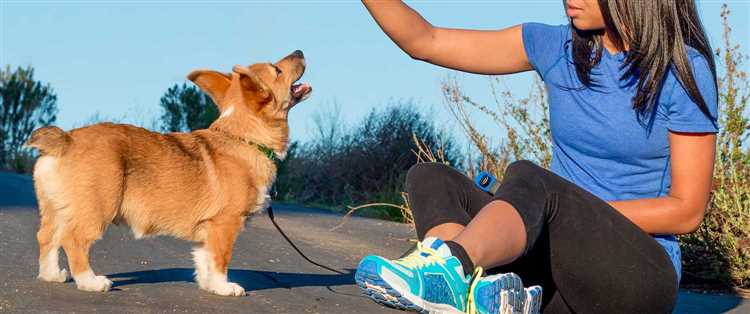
{"left": 679, "top": 4, "right": 750, "bottom": 289}
{"left": 332, "top": 192, "right": 414, "bottom": 231}
{"left": 441, "top": 74, "right": 551, "bottom": 179}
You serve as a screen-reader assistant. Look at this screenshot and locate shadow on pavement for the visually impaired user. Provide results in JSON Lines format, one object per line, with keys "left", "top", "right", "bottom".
{"left": 674, "top": 290, "right": 745, "bottom": 314}
{"left": 108, "top": 267, "right": 356, "bottom": 292}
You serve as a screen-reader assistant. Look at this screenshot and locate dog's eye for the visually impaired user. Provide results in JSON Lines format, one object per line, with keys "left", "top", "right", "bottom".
{"left": 272, "top": 65, "right": 282, "bottom": 76}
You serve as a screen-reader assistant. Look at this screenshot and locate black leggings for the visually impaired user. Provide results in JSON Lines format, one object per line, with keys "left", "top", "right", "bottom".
{"left": 405, "top": 161, "right": 677, "bottom": 314}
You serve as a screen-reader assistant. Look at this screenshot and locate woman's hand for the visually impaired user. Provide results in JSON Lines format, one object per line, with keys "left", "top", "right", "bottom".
{"left": 362, "top": 0, "right": 532, "bottom": 75}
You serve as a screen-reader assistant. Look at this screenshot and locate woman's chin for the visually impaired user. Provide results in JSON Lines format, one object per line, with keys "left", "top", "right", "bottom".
{"left": 570, "top": 19, "right": 605, "bottom": 32}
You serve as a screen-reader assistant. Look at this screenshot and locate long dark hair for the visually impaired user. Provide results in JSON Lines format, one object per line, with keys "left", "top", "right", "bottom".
{"left": 571, "top": 0, "right": 716, "bottom": 119}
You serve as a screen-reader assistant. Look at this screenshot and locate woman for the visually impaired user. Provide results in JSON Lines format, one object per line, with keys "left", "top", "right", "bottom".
{"left": 355, "top": 1, "right": 718, "bottom": 313}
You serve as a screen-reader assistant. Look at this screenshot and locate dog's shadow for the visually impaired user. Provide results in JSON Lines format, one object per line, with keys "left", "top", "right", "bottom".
{"left": 107, "top": 267, "right": 355, "bottom": 292}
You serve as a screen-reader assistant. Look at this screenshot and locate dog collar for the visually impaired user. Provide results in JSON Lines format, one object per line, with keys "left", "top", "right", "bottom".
{"left": 255, "top": 143, "right": 281, "bottom": 165}
{"left": 215, "top": 130, "right": 281, "bottom": 165}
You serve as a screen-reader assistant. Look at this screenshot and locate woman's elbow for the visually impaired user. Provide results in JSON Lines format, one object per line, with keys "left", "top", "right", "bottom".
{"left": 402, "top": 41, "right": 432, "bottom": 62}
{"left": 402, "top": 48, "right": 426, "bottom": 62}
{"left": 400, "top": 29, "right": 437, "bottom": 62}
{"left": 675, "top": 206, "right": 708, "bottom": 234}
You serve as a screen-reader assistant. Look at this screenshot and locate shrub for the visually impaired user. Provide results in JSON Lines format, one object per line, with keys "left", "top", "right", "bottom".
{"left": 679, "top": 4, "right": 749, "bottom": 289}
{"left": 276, "top": 101, "right": 459, "bottom": 222}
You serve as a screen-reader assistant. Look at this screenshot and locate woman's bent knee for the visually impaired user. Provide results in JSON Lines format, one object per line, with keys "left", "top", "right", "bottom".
{"left": 505, "top": 160, "right": 544, "bottom": 178}
{"left": 405, "top": 162, "right": 461, "bottom": 193}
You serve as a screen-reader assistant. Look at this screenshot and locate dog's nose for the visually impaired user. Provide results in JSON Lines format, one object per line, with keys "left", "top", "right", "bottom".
{"left": 291, "top": 50, "right": 304, "bottom": 59}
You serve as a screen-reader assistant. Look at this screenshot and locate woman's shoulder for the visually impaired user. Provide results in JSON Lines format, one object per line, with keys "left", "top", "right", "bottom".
{"left": 659, "top": 46, "right": 718, "bottom": 133}
{"left": 685, "top": 46, "right": 713, "bottom": 72}
{"left": 522, "top": 23, "right": 572, "bottom": 78}
{"left": 664, "top": 46, "right": 715, "bottom": 92}
{"left": 522, "top": 23, "right": 571, "bottom": 41}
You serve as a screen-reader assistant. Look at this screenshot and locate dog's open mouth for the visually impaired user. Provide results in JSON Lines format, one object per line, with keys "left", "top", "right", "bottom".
{"left": 291, "top": 82, "right": 312, "bottom": 103}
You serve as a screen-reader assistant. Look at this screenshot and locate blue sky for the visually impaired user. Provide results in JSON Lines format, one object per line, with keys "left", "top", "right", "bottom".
{"left": 2, "top": 0, "right": 748, "bottom": 145}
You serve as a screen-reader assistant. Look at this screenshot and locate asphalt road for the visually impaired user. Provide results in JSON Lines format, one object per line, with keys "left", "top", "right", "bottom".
{"left": 0, "top": 171, "right": 747, "bottom": 313}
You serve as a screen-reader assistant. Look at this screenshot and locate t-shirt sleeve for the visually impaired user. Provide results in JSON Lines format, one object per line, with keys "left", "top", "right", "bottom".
{"left": 522, "top": 23, "right": 569, "bottom": 79}
{"left": 666, "top": 53, "right": 719, "bottom": 133}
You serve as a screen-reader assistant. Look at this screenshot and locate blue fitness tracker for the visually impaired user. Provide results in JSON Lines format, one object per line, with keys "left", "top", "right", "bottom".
{"left": 474, "top": 171, "right": 498, "bottom": 194}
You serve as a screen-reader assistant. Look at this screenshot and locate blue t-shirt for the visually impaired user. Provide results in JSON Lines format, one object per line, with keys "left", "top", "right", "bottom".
{"left": 522, "top": 23, "right": 719, "bottom": 281}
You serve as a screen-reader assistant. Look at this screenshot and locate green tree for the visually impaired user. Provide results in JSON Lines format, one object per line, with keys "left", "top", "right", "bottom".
{"left": 158, "top": 83, "right": 219, "bottom": 132}
{"left": 0, "top": 65, "right": 58, "bottom": 172}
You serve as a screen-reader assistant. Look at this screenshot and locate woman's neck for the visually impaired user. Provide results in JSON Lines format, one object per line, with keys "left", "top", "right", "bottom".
{"left": 602, "top": 27, "right": 628, "bottom": 54}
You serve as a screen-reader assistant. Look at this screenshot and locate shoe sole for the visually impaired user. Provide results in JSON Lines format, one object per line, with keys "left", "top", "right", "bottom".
{"left": 355, "top": 260, "right": 462, "bottom": 314}
{"left": 473, "top": 272, "right": 524, "bottom": 314}
{"left": 523, "top": 286, "right": 543, "bottom": 314}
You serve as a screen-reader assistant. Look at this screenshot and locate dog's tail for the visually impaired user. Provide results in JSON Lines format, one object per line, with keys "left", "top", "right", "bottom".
{"left": 25, "top": 126, "right": 72, "bottom": 156}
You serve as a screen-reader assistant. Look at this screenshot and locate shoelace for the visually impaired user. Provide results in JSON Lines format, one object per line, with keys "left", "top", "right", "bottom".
{"left": 465, "top": 267, "right": 485, "bottom": 314}
{"left": 395, "top": 242, "right": 445, "bottom": 268}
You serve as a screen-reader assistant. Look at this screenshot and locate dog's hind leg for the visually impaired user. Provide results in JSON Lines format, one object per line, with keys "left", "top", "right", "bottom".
{"left": 36, "top": 197, "right": 68, "bottom": 283}
{"left": 59, "top": 157, "right": 123, "bottom": 292}
{"left": 193, "top": 215, "right": 245, "bottom": 296}
{"left": 61, "top": 218, "right": 112, "bottom": 292}
{"left": 59, "top": 184, "right": 117, "bottom": 292}
{"left": 34, "top": 156, "right": 68, "bottom": 283}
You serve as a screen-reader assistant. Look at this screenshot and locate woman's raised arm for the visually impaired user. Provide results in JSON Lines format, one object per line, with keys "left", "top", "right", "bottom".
{"left": 362, "top": 0, "right": 532, "bottom": 75}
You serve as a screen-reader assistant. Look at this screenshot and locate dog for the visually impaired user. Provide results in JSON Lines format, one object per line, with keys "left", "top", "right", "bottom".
{"left": 26, "top": 50, "right": 312, "bottom": 296}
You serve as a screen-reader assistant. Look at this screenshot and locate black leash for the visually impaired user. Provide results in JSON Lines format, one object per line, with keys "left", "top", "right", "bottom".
{"left": 266, "top": 204, "right": 345, "bottom": 275}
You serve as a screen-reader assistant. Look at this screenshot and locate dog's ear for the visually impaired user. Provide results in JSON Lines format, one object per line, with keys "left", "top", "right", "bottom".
{"left": 187, "top": 70, "right": 231, "bottom": 105}
{"left": 233, "top": 65, "right": 272, "bottom": 106}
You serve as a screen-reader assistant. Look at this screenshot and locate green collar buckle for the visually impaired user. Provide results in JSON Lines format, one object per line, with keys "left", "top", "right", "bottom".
{"left": 255, "top": 143, "right": 281, "bottom": 165}
{"left": 215, "top": 129, "right": 281, "bottom": 165}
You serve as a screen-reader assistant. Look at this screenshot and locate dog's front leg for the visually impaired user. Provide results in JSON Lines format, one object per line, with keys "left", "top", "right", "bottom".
{"left": 192, "top": 216, "right": 245, "bottom": 296}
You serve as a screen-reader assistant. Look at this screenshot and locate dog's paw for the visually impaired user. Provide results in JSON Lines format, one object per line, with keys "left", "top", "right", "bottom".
{"left": 211, "top": 282, "right": 245, "bottom": 297}
{"left": 38, "top": 268, "right": 68, "bottom": 283}
{"left": 76, "top": 275, "right": 112, "bottom": 292}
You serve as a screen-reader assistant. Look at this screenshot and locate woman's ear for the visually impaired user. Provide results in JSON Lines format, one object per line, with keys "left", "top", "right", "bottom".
{"left": 187, "top": 70, "right": 231, "bottom": 105}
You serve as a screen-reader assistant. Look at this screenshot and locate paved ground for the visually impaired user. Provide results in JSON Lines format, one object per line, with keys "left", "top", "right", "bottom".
{"left": 0, "top": 171, "right": 748, "bottom": 313}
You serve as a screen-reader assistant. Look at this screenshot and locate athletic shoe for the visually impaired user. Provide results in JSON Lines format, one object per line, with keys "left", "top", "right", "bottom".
{"left": 522, "top": 286, "right": 543, "bottom": 314}
{"left": 355, "top": 237, "right": 473, "bottom": 313}
{"left": 467, "top": 272, "right": 524, "bottom": 314}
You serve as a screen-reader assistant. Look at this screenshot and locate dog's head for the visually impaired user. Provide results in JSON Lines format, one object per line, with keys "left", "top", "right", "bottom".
{"left": 188, "top": 50, "right": 312, "bottom": 123}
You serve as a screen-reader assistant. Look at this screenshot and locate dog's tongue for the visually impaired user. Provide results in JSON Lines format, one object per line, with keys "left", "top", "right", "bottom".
{"left": 292, "top": 83, "right": 312, "bottom": 99}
